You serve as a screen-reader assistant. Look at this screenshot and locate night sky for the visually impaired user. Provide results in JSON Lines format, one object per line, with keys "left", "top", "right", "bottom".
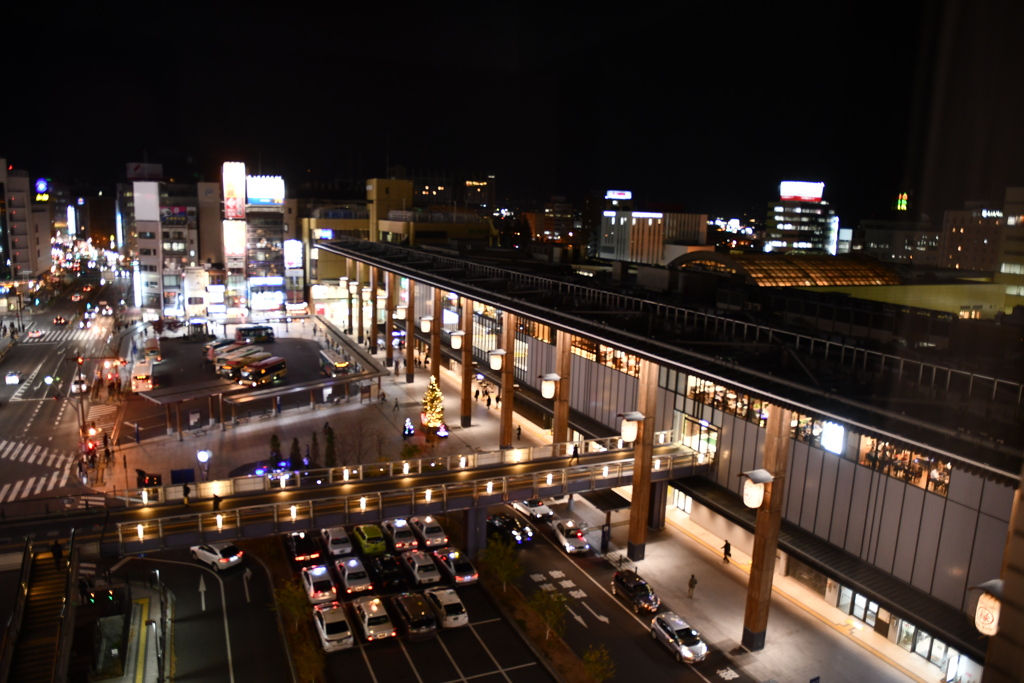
{"left": 4, "top": 1, "right": 1022, "bottom": 223}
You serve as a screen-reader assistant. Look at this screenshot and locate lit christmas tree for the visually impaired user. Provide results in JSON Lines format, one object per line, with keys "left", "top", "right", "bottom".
{"left": 421, "top": 375, "right": 445, "bottom": 430}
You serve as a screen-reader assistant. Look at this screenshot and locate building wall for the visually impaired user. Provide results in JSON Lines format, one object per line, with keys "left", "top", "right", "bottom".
{"left": 940, "top": 209, "right": 1004, "bottom": 272}
{"left": 6, "top": 173, "right": 31, "bottom": 279}
{"left": 197, "top": 182, "right": 222, "bottom": 266}
{"left": 367, "top": 179, "right": 413, "bottom": 241}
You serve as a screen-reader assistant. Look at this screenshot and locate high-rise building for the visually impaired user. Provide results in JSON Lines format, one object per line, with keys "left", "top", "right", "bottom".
{"left": 994, "top": 187, "right": 1024, "bottom": 311}
{"left": 858, "top": 219, "right": 941, "bottom": 266}
{"left": 939, "top": 202, "right": 1004, "bottom": 272}
{"left": 598, "top": 190, "right": 708, "bottom": 266}
{"left": 764, "top": 181, "right": 839, "bottom": 254}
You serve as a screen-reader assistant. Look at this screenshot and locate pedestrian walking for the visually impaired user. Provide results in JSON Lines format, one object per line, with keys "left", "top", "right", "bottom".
{"left": 495, "top": 394, "right": 501, "bottom": 407}
{"left": 486, "top": 396, "right": 492, "bottom": 409}
{"left": 182, "top": 483, "right": 191, "bottom": 506}
{"left": 516, "top": 425, "right": 522, "bottom": 440}
{"left": 688, "top": 574, "right": 697, "bottom": 598}
{"left": 212, "top": 494, "right": 221, "bottom": 511}
{"left": 569, "top": 444, "right": 580, "bottom": 464}
{"left": 52, "top": 539, "right": 63, "bottom": 570}
{"left": 722, "top": 540, "right": 731, "bottom": 564}
{"left": 474, "top": 389, "right": 480, "bottom": 401}
{"left": 393, "top": 398, "right": 400, "bottom": 412}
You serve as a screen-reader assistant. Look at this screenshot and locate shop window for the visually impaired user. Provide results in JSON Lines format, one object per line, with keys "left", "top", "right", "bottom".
{"left": 672, "top": 489, "right": 692, "bottom": 514}
{"left": 929, "top": 639, "right": 947, "bottom": 667}
{"left": 856, "top": 435, "right": 949, "bottom": 497}
{"left": 914, "top": 629, "right": 932, "bottom": 659}
{"left": 837, "top": 586, "right": 853, "bottom": 615}
{"left": 787, "top": 557, "right": 828, "bottom": 598}
{"left": 680, "top": 415, "right": 717, "bottom": 460}
{"left": 897, "top": 620, "right": 916, "bottom": 651}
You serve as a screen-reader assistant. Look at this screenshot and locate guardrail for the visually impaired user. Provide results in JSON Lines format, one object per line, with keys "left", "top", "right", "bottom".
{"left": 115, "top": 445, "right": 712, "bottom": 554}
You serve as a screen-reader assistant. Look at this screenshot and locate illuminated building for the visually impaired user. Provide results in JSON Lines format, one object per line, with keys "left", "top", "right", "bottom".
{"left": 599, "top": 196, "right": 709, "bottom": 266}
{"left": 858, "top": 219, "right": 941, "bottom": 266}
{"left": 765, "top": 181, "right": 839, "bottom": 255}
{"left": 995, "top": 187, "right": 1024, "bottom": 311}
{"left": 940, "top": 202, "right": 1005, "bottom": 275}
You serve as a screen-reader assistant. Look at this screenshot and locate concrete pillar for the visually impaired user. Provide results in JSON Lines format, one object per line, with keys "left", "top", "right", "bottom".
{"left": 385, "top": 272, "right": 396, "bottom": 367}
{"left": 551, "top": 329, "right": 572, "bottom": 458}
{"left": 741, "top": 406, "right": 793, "bottom": 651}
{"left": 219, "top": 394, "right": 226, "bottom": 431}
{"left": 369, "top": 266, "right": 379, "bottom": 355}
{"left": 648, "top": 480, "right": 667, "bottom": 530}
{"left": 405, "top": 280, "right": 416, "bottom": 384}
{"left": 208, "top": 395, "right": 215, "bottom": 427}
{"left": 627, "top": 358, "right": 659, "bottom": 561}
{"left": 499, "top": 312, "right": 517, "bottom": 449}
{"left": 463, "top": 505, "right": 489, "bottom": 558}
{"left": 346, "top": 260, "right": 355, "bottom": 336}
{"left": 460, "top": 297, "right": 474, "bottom": 428}
{"left": 357, "top": 262, "right": 366, "bottom": 344}
{"left": 175, "top": 402, "right": 183, "bottom": 442}
{"left": 430, "top": 286, "right": 442, "bottom": 374}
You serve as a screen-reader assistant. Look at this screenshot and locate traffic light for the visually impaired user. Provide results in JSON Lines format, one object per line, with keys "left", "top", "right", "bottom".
{"left": 77, "top": 356, "right": 84, "bottom": 365}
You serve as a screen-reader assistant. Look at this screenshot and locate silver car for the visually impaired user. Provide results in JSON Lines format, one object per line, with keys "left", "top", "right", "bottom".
{"left": 552, "top": 519, "right": 590, "bottom": 554}
{"left": 352, "top": 596, "right": 396, "bottom": 641}
{"left": 410, "top": 516, "right": 449, "bottom": 548}
{"left": 313, "top": 602, "right": 354, "bottom": 652}
{"left": 651, "top": 611, "right": 708, "bottom": 663}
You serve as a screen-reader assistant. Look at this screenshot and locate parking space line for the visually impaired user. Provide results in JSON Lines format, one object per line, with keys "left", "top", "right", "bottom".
{"left": 467, "top": 624, "right": 512, "bottom": 682}
{"left": 396, "top": 639, "right": 425, "bottom": 683}
{"left": 434, "top": 633, "right": 468, "bottom": 682}
{"left": 468, "top": 618, "right": 501, "bottom": 626}
{"left": 357, "top": 643, "right": 380, "bottom": 683}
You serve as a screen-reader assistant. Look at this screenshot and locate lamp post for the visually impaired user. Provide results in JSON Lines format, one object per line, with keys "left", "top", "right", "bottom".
{"left": 196, "top": 450, "right": 211, "bottom": 482}
{"left": 971, "top": 579, "right": 1004, "bottom": 636}
{"left": 540, "top": 373, "right": 560, "bottom": 400}
{"left": 489, "top": 348, "right": 505, "bottom": 371}
{"left": 450, "top": 330, "right": 465, "bottom": 350}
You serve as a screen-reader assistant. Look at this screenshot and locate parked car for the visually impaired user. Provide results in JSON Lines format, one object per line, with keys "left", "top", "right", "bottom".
{"left": 369, "top": 553, "right": 409, "bottom": 592}
{"left": 352, "top": 596, "right": 396, "bottom": 642}
{"left": 285, "top": 531, "right": 322, "bottom": 564}
{"left": 352, "top": 524, "right": 387, "bottom": 557}
{"left": 313, "top": 602, "right": 354, "bottom": 652}
{"left": 300, "top": 565, "right": 338, "bottom": 604}
{"left": 321, "top": 526, "right": 353, "bottom": 557}
{"left": 382, "top": 518, "right": 419, "bottom": 552}
{"left": 611, "top": 570, "right": 661, "bottom": 613}
{"left": 337, "top": 556, "right": 374, "bottom": 594}
{"left": 432, "top": 548, "right": 478, "bottom": 585}
{"left": 409, "top": 516, "right": 449, "bottom": 548}
{"left": 424, "top": 587, "right": 469, "bottom": 628}
{"left": 389, "top": 592, "right": 438, "bottom": 641}
{"left": 651, "top": 612, "right": 708, "bottom": 663}
{"left": 400, "top": 549, "right": 441, "bottom": 586}
{"left": 189, "top": 542, "right": 244, "bottom": 571}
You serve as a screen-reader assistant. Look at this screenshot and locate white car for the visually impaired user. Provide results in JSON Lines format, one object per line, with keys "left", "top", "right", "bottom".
{"left": 27, "top": 330, "right": 44, "bottom": 338}
{"left": 190, "top": 542, "right": 244, "bottom": 571}
{"left": 512, "top": 499, "right": 554, "bottom": 522}
{"left": 71, "top": 379, "right": 89, "bottom": 394}
{"left": 410, "top": 516, "right": 448, "bottom": 548}
{"left": 313, "top": 602, "right": 354, "bottom": 652}
{"left": 651, "top": 612, "right": 708, "bottom": 663}
{"left": 552, "top": 519, "right": 590, "bottom": 554}
{"left": 337, "top": 556, "right": 373, "bottom": 594}
{"left": 382, "top": 518, "right": 419, "bottom": 552}
{"left": 352, "top": 596, "right": 396, "bottom": 642}
{"left": 5, "top": 371, "right": 21, "bottom": 386}
{"left": 400, "top": 549, "right": 442, "bottom": 585}
{"left": 300, "top": 565, "right": 338, "bottom": 604}
{"left": 321, "top": 526, "right": 353, "bottom": 557}
{"left": 424, "top": 587, "right": 469, "bottom": 628}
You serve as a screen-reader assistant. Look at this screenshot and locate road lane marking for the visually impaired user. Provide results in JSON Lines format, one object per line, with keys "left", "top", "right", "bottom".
{"left": 34, "top": 478, "right": 46, "bottom": 494}
{"left": 8, "top": 481, "right": 23, "bottom": 501}
{"left": 20, "top": 478, "right": 36, "bottom": 498}
{"left": 47, "top": 472, "right": 60, "bottom": 490}
{"left": 26, "top": 445, "right": 42, "bottom": 464}
{"left": 0, "top": 484, "right": 10, "bottom": 503}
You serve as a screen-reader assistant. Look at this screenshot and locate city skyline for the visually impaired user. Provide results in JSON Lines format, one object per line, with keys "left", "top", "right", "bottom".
{"left": 3, "top": 2, "right": 1022, "bottom": 223}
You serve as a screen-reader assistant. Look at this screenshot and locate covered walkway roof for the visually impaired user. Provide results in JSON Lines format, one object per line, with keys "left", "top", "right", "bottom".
{"left": 666, "top": 252, "right": 904, "bottom": 287}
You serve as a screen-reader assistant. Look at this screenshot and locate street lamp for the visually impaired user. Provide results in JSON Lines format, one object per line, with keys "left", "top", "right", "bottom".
{"left": 420, "top": 316, "right": 433, "bottom": 333}
{"left": 971, "top": 579, "right": 1004, "bottom": 636}
{"left": 619, "top": 411, "right": 644, "bottom": 443}
{"left": 540, "top": 373, "right": 560, "bottom": 399}
{"left": 489, "top": 348, "right": 506, "bottom": 371}
{"left": 196, "top": 450, "right": 212, "bottom": 482}
{"left": 395, "top": 305, "right": 408, "bottom": 320}
{"left": 450, "top": 330, "right": 465, "bottom": 350}
{"left": 739, "top": 469, "right": 774, "bottom": 509}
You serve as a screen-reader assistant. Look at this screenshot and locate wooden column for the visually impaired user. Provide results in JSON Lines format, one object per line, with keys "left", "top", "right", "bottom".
{"left": 460, "top": 297, "right": 474, "bottom": 428}
{"left": 385, "top": 272, "right": 396, "bottom": 367}
{"left": 405, "top": 280, "right": 415, "bottom": 383}
{"left": 499, "top": 312, "right": 516, "bottom": 449}
{"left": 430, "top": 287, "right": 442, "bottom": 374}
{"left": 741, "top": 405, "right": 793, "bottom": 651}
{"left": 551, "top": 329, "right": 572, "bottom": 458}
{"left": 356, "top": 263, "right": 366, "bottom": 344}
{"left": 345, "top": 261, "right": 355, "bottom": 336}
{"left": 369, "top": 266, "right": 379, "bottom": 355}
{"left": 626, "top": 358, "right": 659, "bottom": 561}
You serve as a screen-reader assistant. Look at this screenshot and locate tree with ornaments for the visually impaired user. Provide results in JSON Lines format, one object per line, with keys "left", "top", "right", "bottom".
{"left": 421, "top": 375, "right": 445, "bottom": 439}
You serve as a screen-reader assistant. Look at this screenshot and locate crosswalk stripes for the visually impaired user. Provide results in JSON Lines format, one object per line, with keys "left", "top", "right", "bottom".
{"left": 0, "top": 439, "right": 84, "bottom": 503}
{"left": 21, "top": 328, "right": 99, "bottom": 344}
{"left": 86, "top": 404, "right": 119, "bottom": 436}
{"left": 0, "top": 440, "right": 76, "bottom": 470}
{"left": 73, "top": 494, "right": 107, "bottom": 510}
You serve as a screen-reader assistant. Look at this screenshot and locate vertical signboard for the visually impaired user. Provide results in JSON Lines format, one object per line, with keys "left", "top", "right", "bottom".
{"left": 132, "top": 181, "right": 160, "bottom": 221}
{"left": 222, "top": 162, "right": 246, "bottom": 220}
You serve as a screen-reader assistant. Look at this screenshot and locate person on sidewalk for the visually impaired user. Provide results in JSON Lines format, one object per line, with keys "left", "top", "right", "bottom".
{"left": 486, "top": 396, "right": 492, "bottom": 409}
{"left": 474, "top": 389, "right": 480, "bottom": 401}
{"left": 182, "top": 483, "right": 190, "bottom": 506}
{"left": 688, "top": 574, "right": 697, "bottom": 597}
{"left": 516, "top": 425, "right": 522, "bottom": 440}
{"left": 393, "top": 398, "right": 400, "bottom": 412}
{"left": 569, "top": 444, "right": 580, "bottom": 464}
{"left": 722, "top": 540, "right": 731, "bottom": 564}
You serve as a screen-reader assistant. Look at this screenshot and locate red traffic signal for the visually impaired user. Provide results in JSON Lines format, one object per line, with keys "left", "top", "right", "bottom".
{"left": 77, "top": 356, "right": 84, "bottom": 365}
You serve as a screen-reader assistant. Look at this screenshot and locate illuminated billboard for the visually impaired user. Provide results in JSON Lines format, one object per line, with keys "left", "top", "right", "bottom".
{"left": 246, "top": 175, "right": 285, "bottom": 206}
{"left": 223, "top": 220, "right": 247, "bottom": 257}
{"left": 779, "top": 181, "right": 825, "bottom": 202}
{"left": 222, "top": 162, "right": 246, "bottom": 219}
{"left": 605, "top": 190, "right": 632, "bottom": 200}
{"left": 284, "top": 239, "right": 303, "bottom": 269}
{"left": 133, "top": 181, "right": 160, "bottom": 221}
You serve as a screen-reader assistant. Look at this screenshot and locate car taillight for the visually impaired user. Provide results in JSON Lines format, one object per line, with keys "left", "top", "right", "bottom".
{"left": 219, "top": 557, "right": 229, "bottom": 563}
{"left": 331, "top": 586, "right": 337, "bottom": 593}
{"left": 347, "top": 587, "right": 353, "bottom": 593}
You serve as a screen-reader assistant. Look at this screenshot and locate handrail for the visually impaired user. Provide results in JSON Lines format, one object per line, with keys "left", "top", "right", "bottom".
{"left": 0, "top": 537, "right": 32, "bottom": 681}
{"left": 52, "top": 529, "right": 77, "bottom": 683}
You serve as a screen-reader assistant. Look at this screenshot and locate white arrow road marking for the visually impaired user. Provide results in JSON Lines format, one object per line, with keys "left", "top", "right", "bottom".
{"left": 243, "top": 568, "right": 252, "bottom": 603}
{"left": 583, "top": 602, "right": 609, "bottom": 623}
{"left": 565, "top": 604, "right": 587, "bottom": 628}
{"left": 199, "top": 574, "right": 207, "bottom": 611}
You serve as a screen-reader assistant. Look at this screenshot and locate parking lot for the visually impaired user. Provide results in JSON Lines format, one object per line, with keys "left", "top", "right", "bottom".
{"left": 323, "top": 584, "right": 554, "bottom": 683}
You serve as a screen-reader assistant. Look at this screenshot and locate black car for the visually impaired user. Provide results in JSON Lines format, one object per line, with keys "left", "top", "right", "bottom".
{"left": 369, "top": 553, "right": 408, "bottom": 592}
{"left": 611, "top": 570, "right": 661, "bottom": 613}
{"left": 487, "top": 513, "right": 534, "bottom": 545}
{"left": 53, "top": 316, "right": 67, "bottom": 325}
{"left": 388, "top": 592, "right": 438, "bottom": 641}
{"left": 285, "top": 531, "right": 322, "bottom": 565}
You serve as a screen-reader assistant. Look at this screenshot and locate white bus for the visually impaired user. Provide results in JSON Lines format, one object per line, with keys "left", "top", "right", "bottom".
{"left": 131, "top": 360, "right": 154, "bottom": 392}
